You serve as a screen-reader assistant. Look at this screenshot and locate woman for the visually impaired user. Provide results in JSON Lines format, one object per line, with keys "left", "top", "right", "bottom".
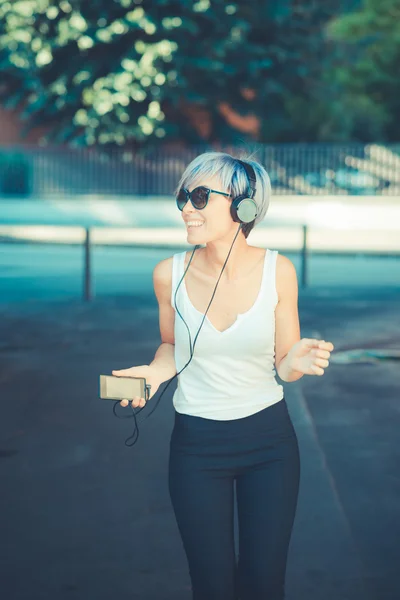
{"left": 113, "top": 152, "right": 334, "bottom": 599}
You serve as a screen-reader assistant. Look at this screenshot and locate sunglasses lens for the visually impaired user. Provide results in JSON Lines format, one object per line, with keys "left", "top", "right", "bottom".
{"left": 176, "top": 189, "right": 188, "bottom": 211}
{"left": 191, "top": 187, "right": 209, "bottom": 209}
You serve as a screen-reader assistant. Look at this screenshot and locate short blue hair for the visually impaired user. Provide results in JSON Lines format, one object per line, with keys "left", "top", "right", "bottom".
{"left": 175, "top": 151, "right": 271, "bottom": 239}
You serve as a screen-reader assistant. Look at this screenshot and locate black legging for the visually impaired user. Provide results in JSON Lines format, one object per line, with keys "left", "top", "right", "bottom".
{"left": 168, "top": 397, "right": 300, "bottom": 600}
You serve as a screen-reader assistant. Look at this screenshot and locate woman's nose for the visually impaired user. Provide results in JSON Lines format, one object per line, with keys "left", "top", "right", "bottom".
{"left": 182, "top": 199, "right": 196, "bottom": 213}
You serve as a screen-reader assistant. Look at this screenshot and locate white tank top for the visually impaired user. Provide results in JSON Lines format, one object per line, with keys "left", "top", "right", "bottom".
{"left": 170, "top": 248, "right": 284, "bottom": 420}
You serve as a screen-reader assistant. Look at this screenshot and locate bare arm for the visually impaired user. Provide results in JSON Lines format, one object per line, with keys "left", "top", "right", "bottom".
{"left": 274, "top": 255, "right": 303, "bottom": 383}
{"left": 274, "top": 255, "right": 334, "bottom": 382}
{"left": 113, "top": 257, "right": 177, "bottom": 408}
{"left": 277, "top": 353, "right": 304, "bottom": 383}
{"left": 150, "top": 257, "right": 177, "bottom": 384}
{"left": 150, "top": 342, "right": 177, "bottom": 384}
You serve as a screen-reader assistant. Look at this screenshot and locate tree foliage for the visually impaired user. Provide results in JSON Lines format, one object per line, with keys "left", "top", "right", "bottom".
{"left": 328, "top": 0, "right": 400, "bottom": 141}
{"left": 0, "top": 0, "right": 345, "bottom": 146}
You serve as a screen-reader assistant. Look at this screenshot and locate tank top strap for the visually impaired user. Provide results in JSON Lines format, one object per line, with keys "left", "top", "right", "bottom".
{"left": 264, "top": 249, "right": 279, "bottom": 305}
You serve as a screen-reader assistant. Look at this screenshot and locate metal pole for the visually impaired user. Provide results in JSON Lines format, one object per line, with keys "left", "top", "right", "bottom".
{"left": 301, "top": 224, "right": 308, "bottom": 288}
{"left": 84, "top": 227, "right": 92, "bottom": 301}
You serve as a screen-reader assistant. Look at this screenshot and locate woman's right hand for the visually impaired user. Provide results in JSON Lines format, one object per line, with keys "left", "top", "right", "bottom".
{"left": 112, "top": 365, "right": 162, "bottom": 408}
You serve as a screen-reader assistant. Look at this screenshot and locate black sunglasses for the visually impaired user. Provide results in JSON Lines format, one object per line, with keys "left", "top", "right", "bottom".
{"left": 176, "top": 186, "right": 231, "bottom": 211}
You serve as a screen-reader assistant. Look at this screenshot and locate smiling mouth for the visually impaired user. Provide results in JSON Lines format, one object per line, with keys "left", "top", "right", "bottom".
{"left": 186, "top": 222, "right": 205, "bottom": 229}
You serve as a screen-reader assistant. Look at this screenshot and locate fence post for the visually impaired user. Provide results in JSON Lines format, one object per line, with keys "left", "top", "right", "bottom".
{"left": 84, "top": 227, "right": 92, "bottom": 301}
{"left": 301, "top": 224, "right": 308, "bottom": 288}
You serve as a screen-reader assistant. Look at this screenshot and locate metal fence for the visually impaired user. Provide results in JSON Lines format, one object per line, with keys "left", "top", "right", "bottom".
{"left": 0, "top": 143, "right": 400, "bottom": 197}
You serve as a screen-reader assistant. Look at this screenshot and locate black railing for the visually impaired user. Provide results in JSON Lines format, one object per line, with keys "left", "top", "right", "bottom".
{"left": 0, "top": 143, "right": 400, "bottom": 197}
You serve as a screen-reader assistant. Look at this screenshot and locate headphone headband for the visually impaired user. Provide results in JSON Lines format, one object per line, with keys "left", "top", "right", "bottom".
{"left": 236, "top": 159, "right": 257, "bottom": 199}
{"left": 229, "top": 158, "right": 258, "bottom": 224}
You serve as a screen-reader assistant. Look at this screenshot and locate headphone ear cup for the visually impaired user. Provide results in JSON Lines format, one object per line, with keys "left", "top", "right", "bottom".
{"left": 230, "top": 196, "right": 258, "bottom": 224}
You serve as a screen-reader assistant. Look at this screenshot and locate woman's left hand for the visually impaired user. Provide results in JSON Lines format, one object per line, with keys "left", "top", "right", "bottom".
{"left": 287, "top": 338, "right": 334, "bottom": 376}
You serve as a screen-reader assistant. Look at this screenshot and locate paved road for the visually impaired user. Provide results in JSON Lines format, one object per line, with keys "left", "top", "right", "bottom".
{"left": 0, "top": 247, "right": 399, "bottom": 599}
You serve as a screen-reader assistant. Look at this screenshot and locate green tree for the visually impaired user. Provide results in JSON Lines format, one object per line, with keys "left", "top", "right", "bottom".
{"left": 0, "top": 0, "right": 340, "bottom": 146}
{"left": 327, "top": 0, "right": 400, "bottom": 141}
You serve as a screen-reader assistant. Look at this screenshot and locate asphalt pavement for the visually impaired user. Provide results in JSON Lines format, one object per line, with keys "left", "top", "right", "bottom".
{"left": 0, "top": 245, "right": 399, "bottom": 599}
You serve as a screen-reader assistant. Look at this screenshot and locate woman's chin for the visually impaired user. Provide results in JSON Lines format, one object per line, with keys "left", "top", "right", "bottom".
{"left": 187, "top": 228, "right": 205, "bottom": 239}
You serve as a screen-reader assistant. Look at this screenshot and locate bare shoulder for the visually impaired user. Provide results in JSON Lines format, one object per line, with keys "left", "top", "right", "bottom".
{"left": 275, "top": 253, "right": 298, "bottom": 303}
{"left": 152, "top": 255, "right": 174, "bottom": 304}
{"left": 276, "top": 252, "right": 295, "bottom": 273}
